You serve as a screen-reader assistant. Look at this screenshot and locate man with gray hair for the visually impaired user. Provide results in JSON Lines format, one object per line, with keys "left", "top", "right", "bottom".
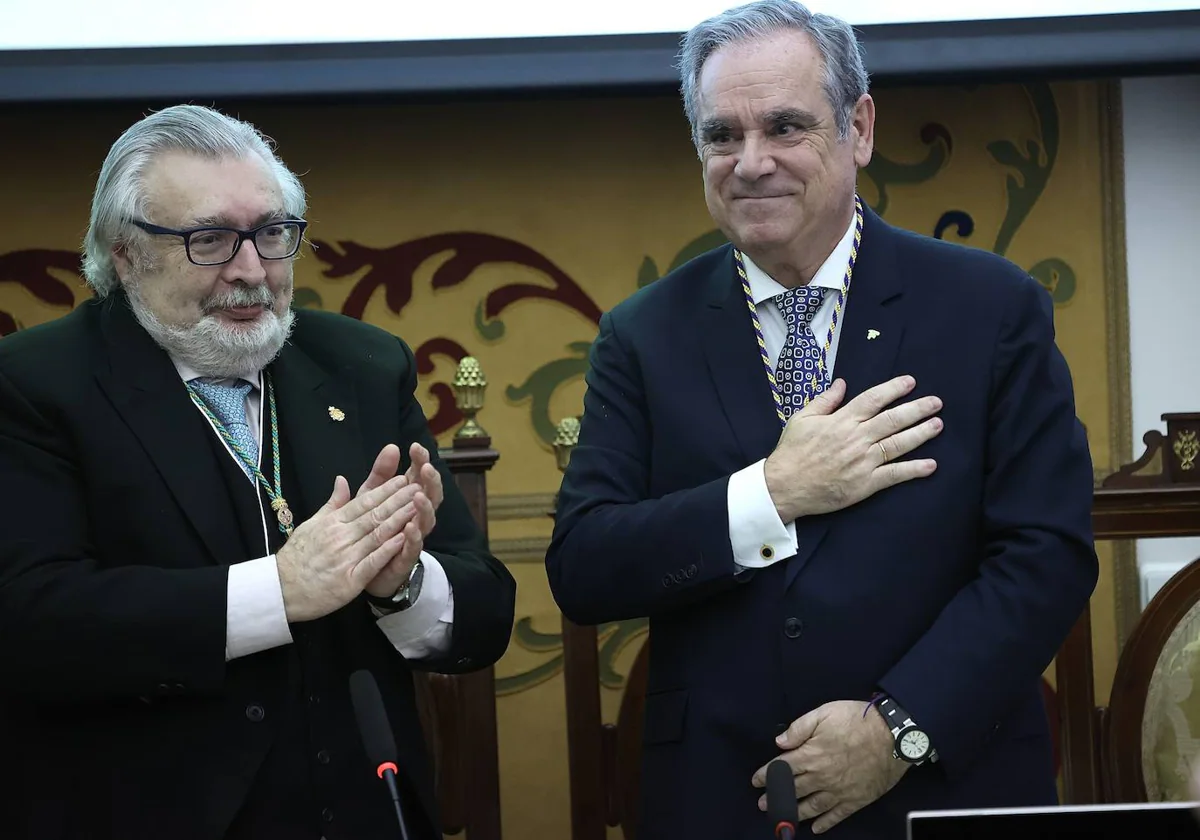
{"left": 547, "top": 1, "right": 1097, "bottom": 837}
{"left": 0, "top": 104, "right": 515, "bottom": 840}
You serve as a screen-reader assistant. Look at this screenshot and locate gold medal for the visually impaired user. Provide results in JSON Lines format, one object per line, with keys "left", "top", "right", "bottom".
{"left": 271, "top": 496, "right": 294, "bottom": 534}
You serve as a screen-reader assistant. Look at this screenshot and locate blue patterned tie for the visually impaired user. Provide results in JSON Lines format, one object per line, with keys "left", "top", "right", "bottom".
{"left": 189, "top": 378, "right": 258, "bottom": 479}
{"left": 774, "top": 286, "right": 828, "bottom": 417}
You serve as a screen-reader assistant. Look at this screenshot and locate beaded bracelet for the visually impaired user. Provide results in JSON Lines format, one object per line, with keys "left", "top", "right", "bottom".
{"left": 863, "top": 691, "right": 887, "bottom": 719}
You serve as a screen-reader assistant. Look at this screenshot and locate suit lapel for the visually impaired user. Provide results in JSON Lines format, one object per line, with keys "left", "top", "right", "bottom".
{"left": 269, "top": 341, "right": 367, "bottom": 520}
{"left": 95, "top": 295, "right": 245, "bottom": 566}
{"left": 828, "top": 206, "right": 906, "bottom": 403}
{"left": 700, "top": 247, "right": 785, "bottom": 467}
{"left": 782, "top": 208, "right": 906, "bottom": 591}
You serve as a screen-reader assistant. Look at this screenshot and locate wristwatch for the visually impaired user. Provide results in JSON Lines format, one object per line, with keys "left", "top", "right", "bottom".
{"left": 875, "top": 695, "right": 937, "bottom": 765}
{"left": 366, "top": 558, "right": 424, "bottom": 613}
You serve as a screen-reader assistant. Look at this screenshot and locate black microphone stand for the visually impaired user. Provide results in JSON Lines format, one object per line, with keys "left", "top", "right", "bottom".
{"left": 350, "top": 670, "right": 415, "bottom": 840}
{"left": 377, "top": 761, "right": 411, "bottom": 840}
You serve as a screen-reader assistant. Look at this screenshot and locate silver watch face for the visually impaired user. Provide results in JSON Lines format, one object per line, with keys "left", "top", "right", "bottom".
{"left": 898, "top": 729, "right": 930, "bottom": 760}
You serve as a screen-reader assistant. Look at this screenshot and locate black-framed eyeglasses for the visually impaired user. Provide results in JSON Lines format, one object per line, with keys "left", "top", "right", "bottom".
{"left": 131, "top": 218, "right": 308, "bottom": 266}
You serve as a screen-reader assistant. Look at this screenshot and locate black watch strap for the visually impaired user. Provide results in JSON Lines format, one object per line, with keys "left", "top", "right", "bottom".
{"left": 366, "top": 559, "right": 423, "bottom": 613}
{"left": 875, "top": 695, "right": 938, "bottom": 765}
{"left": 366, "top": 590, "right": 407, "bottom": 611}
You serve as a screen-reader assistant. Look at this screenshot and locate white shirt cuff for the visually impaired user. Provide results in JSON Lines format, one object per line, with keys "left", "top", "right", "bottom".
{"left": 225, "top": 555, "right": 293, "bottom": 661}
{"left": 374, "top": 550, "right": 454, "bottom": 659}
{"left": 728, "top": 459, "right": 798, "bottom": 569}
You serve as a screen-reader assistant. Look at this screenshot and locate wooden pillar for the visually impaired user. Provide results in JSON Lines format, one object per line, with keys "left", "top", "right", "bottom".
{"left": 553, "top": 418, "right": 611, "bottom": 840}
{"left": 434, "top": 356, "right": 503, "bottom": 840}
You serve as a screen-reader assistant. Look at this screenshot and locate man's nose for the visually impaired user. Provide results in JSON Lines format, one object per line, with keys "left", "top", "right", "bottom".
{"left": 734, "top": 134, "right": 778, "bottom": 180}
{"left": 223, "top": 235, "right": 268, "bottom": 285}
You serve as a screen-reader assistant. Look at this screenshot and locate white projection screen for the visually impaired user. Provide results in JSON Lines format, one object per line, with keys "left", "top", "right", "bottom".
{"left": 1, "top": 0, "right": 1198, "bottom": 101}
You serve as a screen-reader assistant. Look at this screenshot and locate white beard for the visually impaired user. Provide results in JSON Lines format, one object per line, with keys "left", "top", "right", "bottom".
{"left": 126, "top": 281, "right": 295, "bottom": 380}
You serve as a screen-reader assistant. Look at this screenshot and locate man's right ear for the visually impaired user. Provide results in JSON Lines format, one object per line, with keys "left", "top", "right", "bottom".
{"left": 111, "top": 245, "right": 131, "bottom": 282}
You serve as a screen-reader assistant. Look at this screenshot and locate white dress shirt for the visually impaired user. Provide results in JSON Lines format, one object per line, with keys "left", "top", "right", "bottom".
{"left": 171, "top": 359, "right": 454, "bottom": 662}
{"left": 726, "top": 214, "right": 858, "bottom": 569}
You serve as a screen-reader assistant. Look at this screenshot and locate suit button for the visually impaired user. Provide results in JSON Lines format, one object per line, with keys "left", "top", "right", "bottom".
{"left": 157, "top": 683, "right": 171, "bottom": 693}
{"left": 783, "top": 618, "right": 803, "bottom": 639}
{"left": 662, "top": 574, "right": 673, "bottom": 587}
{"left": 317, "top": 749, "right": 331, "bottom": 764}
{"left": 672, "top": 570, "right": 685, "bottom": 583}
{"left": 686, "top": 564, "right": 697, "bottom": 578}
{"left": 245, "top": 704, "right": 265, "bottom": 722}
{"left": 457, "top": 657, "right": 473, "bottom": 668}
{"left": 322, "top": 808, "right": 334, "bottom": 823}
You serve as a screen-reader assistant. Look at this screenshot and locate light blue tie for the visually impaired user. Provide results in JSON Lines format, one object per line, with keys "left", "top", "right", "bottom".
{"left": 189, "top": 378, "right": 258, "bottom": 480}
{"left": 774, "top": 286, "right": 828, "bottom": 417}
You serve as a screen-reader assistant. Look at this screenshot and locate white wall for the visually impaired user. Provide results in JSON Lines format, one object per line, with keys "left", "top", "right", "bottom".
{"left": 3, "top": 1, "right": 1197, "bottom": 49}
{"left": 1122, "top": 74, "right": 1200, "bottom": 607}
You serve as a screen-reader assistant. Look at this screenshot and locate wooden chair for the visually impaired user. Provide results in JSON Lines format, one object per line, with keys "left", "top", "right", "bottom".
{"left": 561, "top": 617, "right": 649, "bottom": 840}
{"left": 1104, "top": 552, "right": 1200, "bottom": 802}
{"left": 412, "top": 357, "right": 504, "bottom": 840}
{"left": 1056, "top": 412, "right": 1200, "bottom": 804}
{"left": 557, "top": 412, "right": 1200, "bottom": 837}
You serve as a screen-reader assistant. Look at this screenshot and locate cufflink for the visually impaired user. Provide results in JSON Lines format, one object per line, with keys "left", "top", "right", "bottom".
{"left": 760, "top": 545, "right": 774, "bottom": 560}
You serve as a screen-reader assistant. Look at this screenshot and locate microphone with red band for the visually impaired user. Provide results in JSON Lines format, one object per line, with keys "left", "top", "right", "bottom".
{"left": 350, "top": 669, "right": 412, "bottom": 840}
{"left": 767, "top": 759, "right": 797, "bottom": 840}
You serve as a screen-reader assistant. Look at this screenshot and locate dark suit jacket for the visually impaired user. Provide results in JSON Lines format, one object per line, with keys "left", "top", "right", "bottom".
{"left": 0, "top": 293, "right": 515, "bottom": 839}
{"left": 546, "top": 206, "right": 1098, "bottom": 839}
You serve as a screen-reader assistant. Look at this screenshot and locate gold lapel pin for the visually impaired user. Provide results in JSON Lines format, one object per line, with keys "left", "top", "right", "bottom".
{"left": 867, "top": 329, "right": 880, "bottom": 340}
{"left": 328, "top": 406, "right": 346, "bottom": 422}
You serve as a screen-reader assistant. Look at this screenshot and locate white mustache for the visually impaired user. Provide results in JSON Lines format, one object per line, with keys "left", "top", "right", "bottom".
{"left": 202, "top": 287, "right": 274, "bottom": 313}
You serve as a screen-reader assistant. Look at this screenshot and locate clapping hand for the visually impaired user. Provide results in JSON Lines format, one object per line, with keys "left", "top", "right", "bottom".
{"left": 358, "top": 443, "right": 442, "bottom": 599}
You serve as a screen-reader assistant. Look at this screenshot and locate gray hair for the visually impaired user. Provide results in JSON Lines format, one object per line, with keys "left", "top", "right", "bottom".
{"left": 82, "top": 104, "right": 307, "bottom": 297}
{"left": 678, "top": 0, "right": 869, "bottom": 144}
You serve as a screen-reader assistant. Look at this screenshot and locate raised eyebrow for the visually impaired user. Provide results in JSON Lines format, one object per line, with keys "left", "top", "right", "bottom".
{"left": 256, "top": 211, "right": 290, "bottom": 226}
{"left": 763, "top": 107, "right": 819, "bottom": 126}
{"left": 186, "top": 211, "right": 288, "bottom": 228}
{"left": 698, "top": 117, "right": 733, "bottom": 138}
{"left": 186, "top": 215, "right": 226, "bottom": 228}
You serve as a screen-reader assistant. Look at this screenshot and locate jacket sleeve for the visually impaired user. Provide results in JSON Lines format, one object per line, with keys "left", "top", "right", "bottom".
{"left": 0, "top": 369, "right": 230, "bottom": 703}
{"left": 545, "top": 309, "right": 742, "bottom": 625}
{"left": 877, "top": 275, "right": 1099, "bottom": 777}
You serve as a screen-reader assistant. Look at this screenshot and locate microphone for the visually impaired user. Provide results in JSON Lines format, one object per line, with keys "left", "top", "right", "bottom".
{"left": 767, "top": 759, "right": 797, "bottom": 840}
{"left": 349, "top": 669, "right": 411, "bottom": 840}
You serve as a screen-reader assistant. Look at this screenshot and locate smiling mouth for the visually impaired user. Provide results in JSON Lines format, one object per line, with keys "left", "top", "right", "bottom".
{"left": 218, "top": 305, "right": 267, "bottom": 321}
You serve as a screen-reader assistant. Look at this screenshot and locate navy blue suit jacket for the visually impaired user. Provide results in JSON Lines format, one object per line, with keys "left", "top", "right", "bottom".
{"left": 545, "top": 206, "right": 1098, "bottom": 839}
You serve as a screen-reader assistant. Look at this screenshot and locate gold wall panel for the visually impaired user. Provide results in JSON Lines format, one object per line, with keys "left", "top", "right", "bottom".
{"left": 0, "top": 78, "right": 1130, "bottom": 837}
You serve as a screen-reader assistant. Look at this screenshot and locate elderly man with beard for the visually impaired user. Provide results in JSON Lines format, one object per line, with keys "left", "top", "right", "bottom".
{"left": 0, "top": 104, "right": 515, "bottom": 840}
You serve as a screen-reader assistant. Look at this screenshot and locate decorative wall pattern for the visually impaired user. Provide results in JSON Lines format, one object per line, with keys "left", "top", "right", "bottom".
{"left": 0, "top": 78, "right": 1129, "bottom": 838}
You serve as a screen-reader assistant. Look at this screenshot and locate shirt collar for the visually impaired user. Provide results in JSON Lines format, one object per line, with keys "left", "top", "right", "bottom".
{"left": 740, "top": 212, "right": 859, "bottom": 305}
{"left": 171, "top": 357, "right": 260, "bottom": 391}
